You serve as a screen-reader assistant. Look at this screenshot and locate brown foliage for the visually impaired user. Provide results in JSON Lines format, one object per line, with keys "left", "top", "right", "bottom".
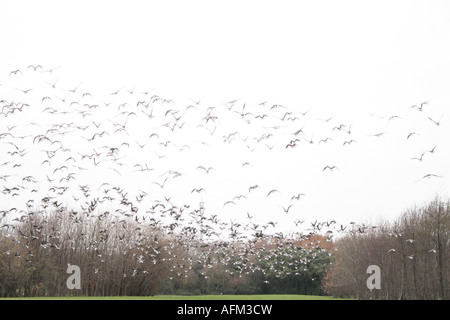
{"left": 324, "top": 196, "right": 450, "bottom": 300}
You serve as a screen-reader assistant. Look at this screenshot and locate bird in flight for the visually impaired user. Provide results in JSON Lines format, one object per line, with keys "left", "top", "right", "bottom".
{"left": 197, "top": 166, "right": 214, "bottom": 174}
{"left": 411, "top": 153, "right": 425, "bottom": 162}
{"left": 293, "top": 128, "right": 304, "bottom": 136}
{"left": 16, "top": 87, "right": 34, "bottom": 94}
{"left": 343, "top": 140, "right": 356, "bottom": 146}
{"left": 332, "top": 124, "right": 347, "bottom": 132}
{"left": 387, "top": 115, "right": 402, "bottom": 124}
{"left": 267, "top": 221, "right": 278, "bottom": 228}
{"left": 233, "top": 194, "right": 247, "bottom": 201}
{"left": 291, "top": 193, "right": 305, "bottom": 201}
{"left": 427, "top": 145, "right": 437, "bottom": 154}
{"left": 370, "top": 132, "right": 386, "bottom": 138}
{"left": 428, "top": 114, "right": 443, "bottom": 126}
{"left": 191, "top": 188, "right": 206, "bottom": 194}
{"left": 421, "top": 173, "right": 443, "bottom": 179}
{"left": 318, "top": 137, "right": 333, "bottom": 144}
{"left": 410, "top": 101, "right": 428, "bottom": 111}
{"left": 318, "top": 115, "right": 334, "bottom": 123}
{"left": 286, "top": 139, "right": 300, "bottom": 148}
{"left": 153, "top": 177, "right": 169, "bottom": 189}
{"left": 27, "top": 65, "right": 43, "bottom": 71}
{"left": 223, "top": 201, "right": 236, "bottom": 208}
{"left": 10, "top": 70, "right": 21, "bottom": 77}
{"left": 323, "top": 165, "right": 338, "bottom": 172}
{"left": 46, "top": 79, "right": 58, "bottom": 88}
{"left": 267, "top": 189, "right": 280, "bottom": 197}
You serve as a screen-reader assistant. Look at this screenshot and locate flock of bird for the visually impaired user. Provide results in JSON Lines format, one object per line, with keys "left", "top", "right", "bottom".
{"left": 0, "top": 65, "right": 447, "bottom": 246}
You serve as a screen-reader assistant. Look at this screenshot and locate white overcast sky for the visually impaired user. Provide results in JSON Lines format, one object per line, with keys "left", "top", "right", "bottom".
{"left": 1, "top": 0, "right": 450, "bottom": 232}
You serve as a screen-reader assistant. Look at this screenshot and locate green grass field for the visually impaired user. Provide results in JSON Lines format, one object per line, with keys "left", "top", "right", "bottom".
{"left": 0, "top": 294, "right": 349, "bottom": 300}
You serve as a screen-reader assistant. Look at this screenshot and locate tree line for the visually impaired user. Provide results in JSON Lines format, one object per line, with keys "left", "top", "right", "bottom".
{"left": 324, "top": 196, "right": 449, "bottom": 299}
{"left": 0, "top": 202, "right": 333, "bottom": 297}
{"left": 1, "top": 196, "right": 448, "bottom": 299}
